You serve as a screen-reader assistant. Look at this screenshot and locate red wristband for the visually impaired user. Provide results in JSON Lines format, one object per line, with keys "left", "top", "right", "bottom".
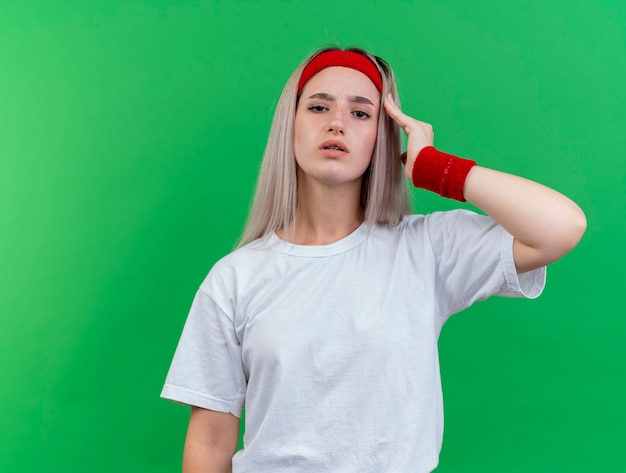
{"left": 411, "top": 146, "right": 477, "bottom": 201}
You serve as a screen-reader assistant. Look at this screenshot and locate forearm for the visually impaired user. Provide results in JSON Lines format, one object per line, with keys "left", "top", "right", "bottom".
{"left": 463, "top": 165, "right": 586, "bottom": 273}
{"left": 383, "top": 95, "right": 586, "bottom": 272}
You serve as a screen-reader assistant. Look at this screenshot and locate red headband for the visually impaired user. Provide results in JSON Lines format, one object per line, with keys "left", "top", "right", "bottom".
{"left": 298, "top": 50, "right": 383, "bottom": 94}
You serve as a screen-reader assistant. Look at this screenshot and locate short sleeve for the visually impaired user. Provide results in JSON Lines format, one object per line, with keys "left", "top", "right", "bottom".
{"left": 423, "top": 209, "right": 546, "bottom": 320}
{"left": 161, "top": 287, "right": 246, "bottom": 417}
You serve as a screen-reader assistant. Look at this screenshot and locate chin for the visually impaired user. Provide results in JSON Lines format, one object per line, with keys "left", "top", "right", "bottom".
{"left": 297, "top": 161, "right": 369, "bottom": 186}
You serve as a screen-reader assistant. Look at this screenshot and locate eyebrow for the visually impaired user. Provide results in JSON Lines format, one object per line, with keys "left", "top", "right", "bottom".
{"left": 307, "top": 92, "right": 375, "bottom": 106}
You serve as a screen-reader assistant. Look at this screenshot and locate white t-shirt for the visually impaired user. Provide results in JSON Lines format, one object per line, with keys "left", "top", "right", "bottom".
{"left": 162, "top": 210, "right": 545, "bottom": 473}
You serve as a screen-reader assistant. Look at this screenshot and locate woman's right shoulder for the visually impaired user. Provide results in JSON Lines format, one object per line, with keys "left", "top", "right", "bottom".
{"left": 198, "top": 235, "right": 274, "bottom": 292}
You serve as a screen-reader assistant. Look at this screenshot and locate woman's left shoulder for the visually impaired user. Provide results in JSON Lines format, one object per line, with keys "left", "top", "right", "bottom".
{"left": 397, "top": 209, "right": 488, "bottom": 230}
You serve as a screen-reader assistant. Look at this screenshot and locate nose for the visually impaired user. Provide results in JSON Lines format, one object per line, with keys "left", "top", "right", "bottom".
{"left": 327, "top": 108, "right": 345, "bottom": 135}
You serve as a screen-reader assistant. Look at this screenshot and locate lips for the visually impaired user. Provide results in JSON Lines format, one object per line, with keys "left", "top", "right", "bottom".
{"left": 320, "top": 140, "right": 349, "bottom": 153}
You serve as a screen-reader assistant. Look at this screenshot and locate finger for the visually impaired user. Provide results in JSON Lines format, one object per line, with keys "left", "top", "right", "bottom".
{"left": 383, "top": 94, "right": 410, "bottom": 127}
{"left": 385, "top": 104, "right": 413, "bottom": 132}
{"left": 384, "top": 95, "right": 423, "bottom": 134}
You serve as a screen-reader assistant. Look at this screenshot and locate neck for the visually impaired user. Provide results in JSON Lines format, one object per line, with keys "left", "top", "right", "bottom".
{"left": 280, "top": 174, "right": 365, "bottom": 245}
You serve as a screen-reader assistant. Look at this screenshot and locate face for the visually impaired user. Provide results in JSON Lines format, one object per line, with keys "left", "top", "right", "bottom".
{"left": 294, "top": 66, "right": 380, "bottom": 188}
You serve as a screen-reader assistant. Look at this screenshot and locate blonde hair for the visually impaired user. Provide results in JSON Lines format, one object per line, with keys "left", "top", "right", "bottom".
{"left": 237, "top": 47, "right": 411, "bottom": 247}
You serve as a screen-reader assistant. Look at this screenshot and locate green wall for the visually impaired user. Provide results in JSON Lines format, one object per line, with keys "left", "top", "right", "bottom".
{"left": 1, "top": 1, "right": 624, "bottom": 471}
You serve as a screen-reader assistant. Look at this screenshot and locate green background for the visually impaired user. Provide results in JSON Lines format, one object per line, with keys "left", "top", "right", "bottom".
{"left": 1, "top": 1, "right": 624, "bottom": 471}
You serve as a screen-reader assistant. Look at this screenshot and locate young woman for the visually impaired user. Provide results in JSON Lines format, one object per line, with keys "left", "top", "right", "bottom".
{"left": 162, "top": 47, "right": 586, "bottom": 473}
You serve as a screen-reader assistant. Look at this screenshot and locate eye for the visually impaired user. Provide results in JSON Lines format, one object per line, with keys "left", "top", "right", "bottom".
{"left": 308, "top": 105, "right": 328, "bottom": 112}
{"left": 353, "top": 110, "right": 371, "bottom": 120}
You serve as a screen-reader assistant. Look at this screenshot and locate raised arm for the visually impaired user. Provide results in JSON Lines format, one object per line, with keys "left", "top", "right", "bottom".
{"left": 463, "top": 166, "right": 586, "bottom": 273}
{"left": 183, "top": 406, "right": 240, "bottom": 473}
{"left": 383, "top": 95, "right": 586, "bottom": 273}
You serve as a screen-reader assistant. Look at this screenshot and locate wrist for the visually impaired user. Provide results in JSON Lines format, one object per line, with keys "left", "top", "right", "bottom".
{"left": 411, "top": 146, "right": 477, "bottom": 201}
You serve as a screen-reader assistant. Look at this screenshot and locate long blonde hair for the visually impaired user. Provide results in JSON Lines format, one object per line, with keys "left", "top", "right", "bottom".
{"left": 237, "top": 47, "right": 411, "bottom": 247}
